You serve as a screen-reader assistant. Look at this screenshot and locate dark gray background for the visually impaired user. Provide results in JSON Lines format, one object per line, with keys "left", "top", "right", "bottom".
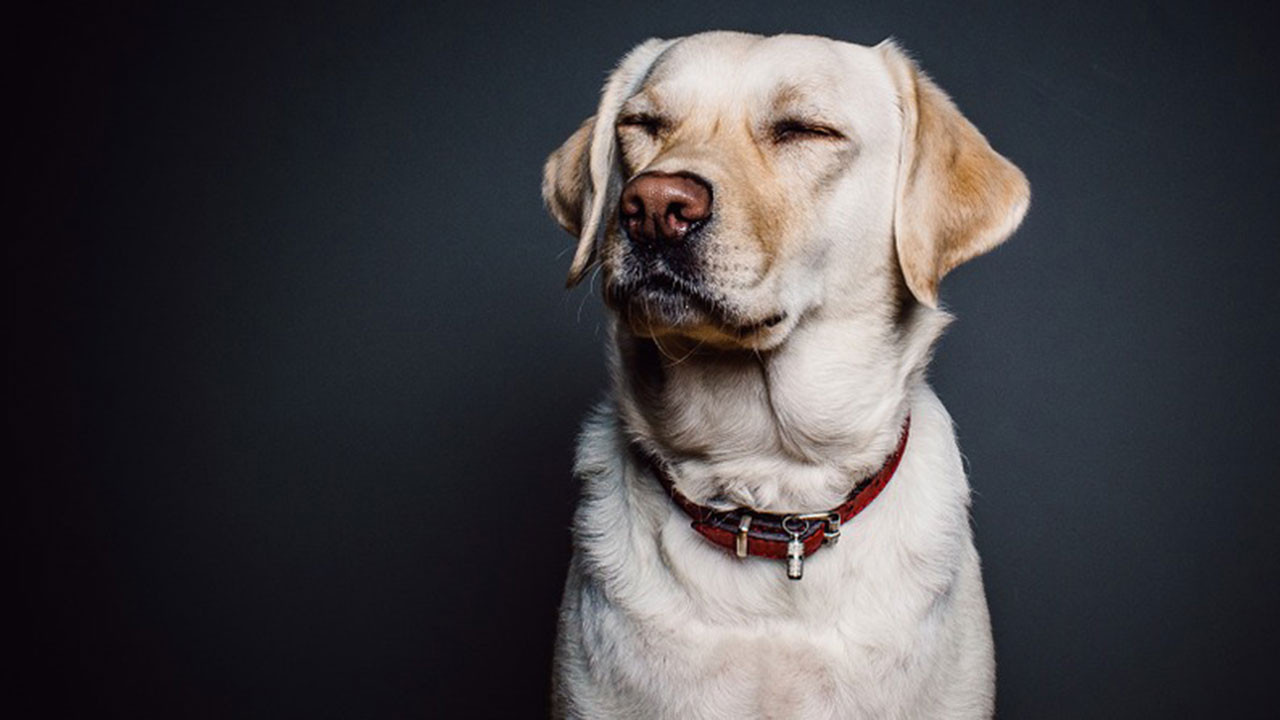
{"left": 13, "top": 1, "right": 1278, "bottom": 717}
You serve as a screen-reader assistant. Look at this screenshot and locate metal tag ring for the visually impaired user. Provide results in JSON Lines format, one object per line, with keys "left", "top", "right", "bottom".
{"left": 781, "top": 516, "right": 810, "bottom": 536}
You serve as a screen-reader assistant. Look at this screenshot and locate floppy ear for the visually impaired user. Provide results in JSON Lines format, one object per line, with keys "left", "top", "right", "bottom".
{"left": 879, "top": 41, "right": 1030, "bottom": 308}
{"left": 542, "top": 38, "right": 675, "bottom": 288}
{"left": 542, "top": 116, "right": 594, "bottom": 238}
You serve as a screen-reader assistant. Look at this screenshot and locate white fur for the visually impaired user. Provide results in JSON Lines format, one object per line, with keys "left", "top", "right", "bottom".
{"left": 547, "top": 32, "right": 1026, "bottom": 719}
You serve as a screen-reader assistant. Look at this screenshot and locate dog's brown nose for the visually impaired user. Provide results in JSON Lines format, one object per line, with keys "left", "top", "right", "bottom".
{"left": 619, "top": 172, "right": 712, "bottom": 244}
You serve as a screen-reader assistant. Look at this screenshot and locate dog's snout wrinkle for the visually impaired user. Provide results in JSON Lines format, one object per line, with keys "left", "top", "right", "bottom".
{"left": 620, "top": 172, "right": 712, "bottom": 245}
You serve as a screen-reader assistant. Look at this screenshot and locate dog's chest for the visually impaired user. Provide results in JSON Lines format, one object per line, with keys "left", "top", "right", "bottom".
{"left": 582, "top": 590, "right": 933, "bottom": 720}
{"left": 573, "top": 518, "right": 953, "bottom": 718}
{"left": 671, "top": 631, "right": 847, "bottom": 718}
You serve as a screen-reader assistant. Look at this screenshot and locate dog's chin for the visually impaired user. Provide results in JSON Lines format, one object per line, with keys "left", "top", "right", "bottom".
{"left": 604, "top": 280, "right": 791, "bottom": 351}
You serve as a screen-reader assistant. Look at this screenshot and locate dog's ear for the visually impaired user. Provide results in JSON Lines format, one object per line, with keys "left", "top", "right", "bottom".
{"left": 878, "top": 40, "right": 1030, "bottom": 308}
{"left": 542, "top": 116, "right": 594, "bottom": 239}
{"left": 543, "top": 38, "right": 675, "bottom": 288}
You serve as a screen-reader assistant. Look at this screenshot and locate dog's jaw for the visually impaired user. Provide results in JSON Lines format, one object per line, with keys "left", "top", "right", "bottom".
{"left": 600, "top": 250, "right": 806, "bottom": 351}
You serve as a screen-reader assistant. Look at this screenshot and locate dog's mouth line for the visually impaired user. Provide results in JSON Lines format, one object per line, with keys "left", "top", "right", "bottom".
{"left": 735, "top": 312, "right": 787, "bottom": 334}
{"left": 605, "top": 273, "right": 786, "bottom": 338}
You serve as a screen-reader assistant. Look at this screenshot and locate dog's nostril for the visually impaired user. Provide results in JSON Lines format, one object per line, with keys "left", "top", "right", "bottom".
{"left": 619, "top": 172, "right": 712, "bottom": 244}
{"left": 621, "top": 194, "right": 645, "bottom": 219}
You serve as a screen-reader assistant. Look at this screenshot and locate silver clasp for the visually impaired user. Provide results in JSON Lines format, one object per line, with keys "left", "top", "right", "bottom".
{"left": 782, "top": 510, "right": 842, "bottom": 547}
{"left": 823, "top": 512, "right": 841, "bottom": 546}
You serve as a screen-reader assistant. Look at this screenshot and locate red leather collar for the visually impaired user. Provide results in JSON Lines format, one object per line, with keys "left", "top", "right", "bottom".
{"left": 633, "top": 416, "right": 909, "bottom": 579}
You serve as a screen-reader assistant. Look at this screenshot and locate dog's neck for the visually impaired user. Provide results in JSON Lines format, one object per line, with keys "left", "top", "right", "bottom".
{"left": 614, "top": 300, "right": 948, "bottom": 513}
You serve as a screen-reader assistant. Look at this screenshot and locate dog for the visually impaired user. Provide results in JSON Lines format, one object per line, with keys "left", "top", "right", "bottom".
{"left": 542, "top": 31, "right": 1028, "bottom": 719}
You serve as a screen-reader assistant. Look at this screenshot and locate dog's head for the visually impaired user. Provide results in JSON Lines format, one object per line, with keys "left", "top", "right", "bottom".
{"left": 544, "top": 32, "right": 1028, "bottom": 350}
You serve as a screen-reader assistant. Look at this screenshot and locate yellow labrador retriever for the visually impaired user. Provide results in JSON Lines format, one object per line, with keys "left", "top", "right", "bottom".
{"left": 543, "top": 31, "right": 1028, "bottom": 719}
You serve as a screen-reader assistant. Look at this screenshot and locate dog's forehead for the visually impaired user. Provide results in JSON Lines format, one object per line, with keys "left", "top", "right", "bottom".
{"left": 639, "top": 33, "right": 891, "bottom": 114}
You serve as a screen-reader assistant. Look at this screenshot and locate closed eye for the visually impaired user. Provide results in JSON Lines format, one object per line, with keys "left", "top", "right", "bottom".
{"left": 771, "top": 119, "right": 845, "bottom": 143}
{"left": 617, "top": 113, "right": 669, "bottom": 137}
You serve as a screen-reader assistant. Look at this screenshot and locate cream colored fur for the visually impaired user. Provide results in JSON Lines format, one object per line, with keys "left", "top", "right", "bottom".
{"left": 543, "top": 32, "right": 1029, "bottom": 719}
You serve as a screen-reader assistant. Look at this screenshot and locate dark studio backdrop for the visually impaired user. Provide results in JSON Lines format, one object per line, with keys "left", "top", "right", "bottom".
{"left": 12, "top": 1, "right": 1279, "bottom": 717}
